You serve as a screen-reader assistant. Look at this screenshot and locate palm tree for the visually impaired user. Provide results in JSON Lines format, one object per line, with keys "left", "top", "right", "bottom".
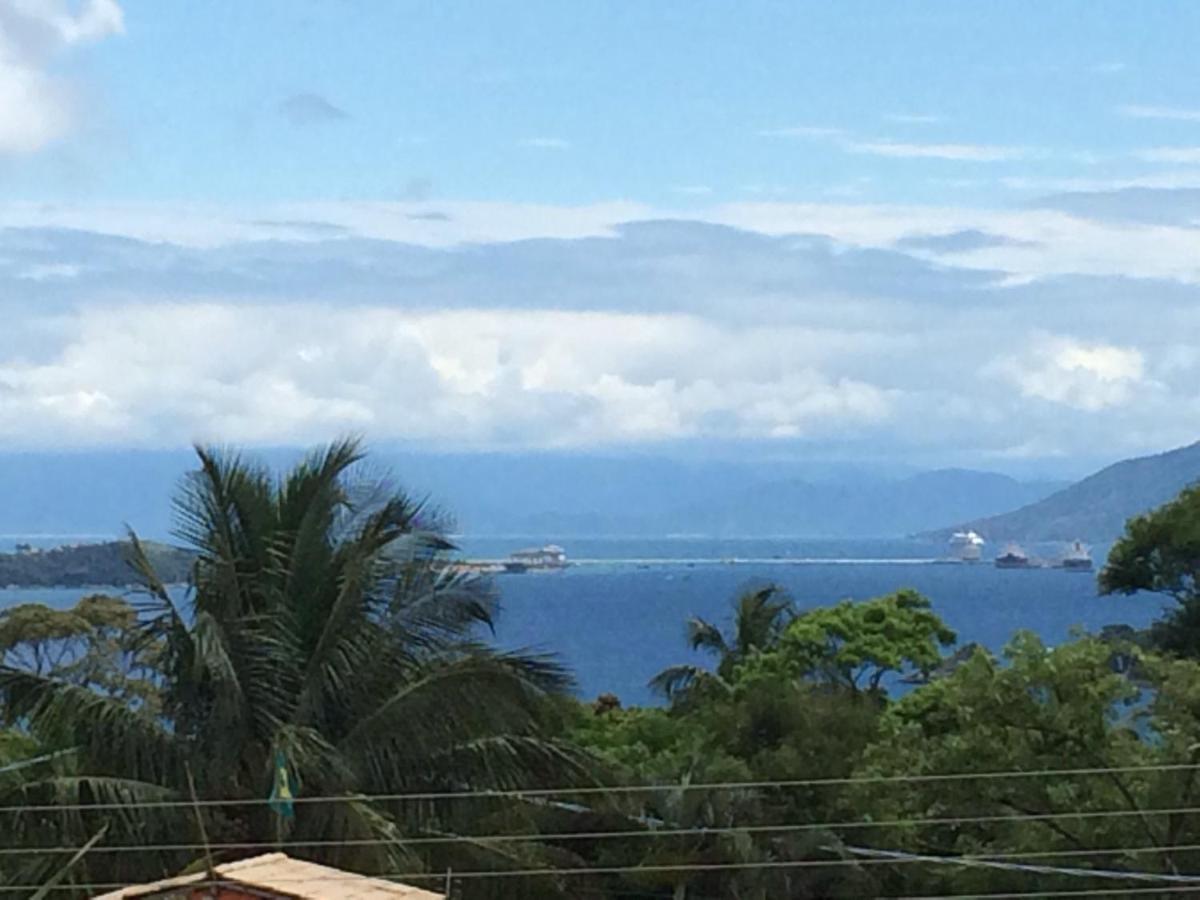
{"left": 649, "top": 585, "right": 795, "bottom": 703}
{"left": 0, "top": 439, "right": 588, "bottom": 895}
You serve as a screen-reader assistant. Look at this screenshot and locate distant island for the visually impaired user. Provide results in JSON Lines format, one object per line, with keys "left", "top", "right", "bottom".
{"left": 0, "top": 541, "right": 194, "bottom": 588}
{"left": 924, "top": 440, "right": 1200, "bottom": 544}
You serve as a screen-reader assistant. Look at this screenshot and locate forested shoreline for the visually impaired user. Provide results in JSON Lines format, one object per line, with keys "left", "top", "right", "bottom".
{"left": 2, "top": 441, "right": 1198, "bottom": 898}
{"left": 0, "top": 541, "right": 193, "bottom": 588}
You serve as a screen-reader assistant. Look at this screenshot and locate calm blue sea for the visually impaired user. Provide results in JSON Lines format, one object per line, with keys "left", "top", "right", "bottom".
{"left": 0, "top": 537, "right": 1167, "bottom": 707}
{"left": 460, "top": 537, "right": 1166, "bottom": 706}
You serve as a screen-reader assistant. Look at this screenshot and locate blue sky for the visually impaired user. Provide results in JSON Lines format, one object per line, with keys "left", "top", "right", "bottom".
{"left": 16, "top": 0, "right": 1200, "bottom": 207}
{"left": 3, "top": 1, "right": 1200, "bottom": 475}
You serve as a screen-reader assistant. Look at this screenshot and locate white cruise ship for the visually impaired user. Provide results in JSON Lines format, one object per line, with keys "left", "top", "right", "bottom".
{"left": 948, "top": 530, "right": 985, "bottom": 563}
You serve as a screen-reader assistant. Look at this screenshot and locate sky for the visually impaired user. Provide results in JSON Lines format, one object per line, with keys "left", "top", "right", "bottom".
{"left": 2, "top": 0, "right": 1200, "bottom": 475}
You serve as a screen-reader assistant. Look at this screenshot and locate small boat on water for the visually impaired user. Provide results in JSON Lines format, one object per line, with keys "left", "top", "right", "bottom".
{"left": 504, "top": 544, "right": 569, "bottom": 573}
{"left": 948, "top": 530, "right": 985, "bottom": 563}
{"left": 1060, "top": 539, "right": 1093, "bottom": 572}
{"left": 994, "top": 542, "right": 1032, "bottom": 569}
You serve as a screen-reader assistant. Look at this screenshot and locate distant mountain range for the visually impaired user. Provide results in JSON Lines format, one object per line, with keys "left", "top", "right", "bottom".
{"left": 0, "top": 449, "right": 1064, "bottom": 541}
{"left": 610, "top": 468, "right": 1063, "bottom": 538}
{"left": 924, "top": 441, "right": 1200, "bottom": 543}
{"left": 1, "top": 441, "right": 1197, "bottom": 546}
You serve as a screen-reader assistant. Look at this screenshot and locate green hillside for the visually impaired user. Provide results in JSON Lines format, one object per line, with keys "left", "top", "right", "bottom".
{"left": 923, "top": 441, "right": 1200, "bottom": 543}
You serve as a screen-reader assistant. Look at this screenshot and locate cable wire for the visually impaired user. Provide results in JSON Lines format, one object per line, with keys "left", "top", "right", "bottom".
{"left": 3, "top": 847, "right": 1200, "bottom": 892}
{"left": 5, "top": 842, "right": 1200, "bottom": 881}
{"left": 3, "top": 761, "right": 1200, "bottom": 814}
{"left": 10, "top": 820, "right": 1200, "bottom": 858}
{"left": 902, "top": 887, "right": 1200, "bottom": 899}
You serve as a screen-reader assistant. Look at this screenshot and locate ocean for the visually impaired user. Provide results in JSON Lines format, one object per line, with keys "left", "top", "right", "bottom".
{"left": 0, "top": 537, "right": 1166, "bottom": 707}
{"left": 460, "top": 537, "right": 1164, "bottom": 706}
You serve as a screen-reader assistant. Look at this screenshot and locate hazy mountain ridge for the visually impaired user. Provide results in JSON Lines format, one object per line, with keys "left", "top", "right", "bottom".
{"left": 665, "top": 469, "right": 1064, "bottom": 538}
{"left": 0, "top": 451, "right": 1062, "bottom": 541}
{"left": 924, "top": 441, "right": 1200, "bottom": 543}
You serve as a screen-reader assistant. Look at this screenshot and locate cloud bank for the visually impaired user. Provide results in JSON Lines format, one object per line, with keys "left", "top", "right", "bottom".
{"left": 0, "top": 0, "right": 123, "bottom": 153}
{"left": 0, "top": 190, "right": 1199, "bottom": 467}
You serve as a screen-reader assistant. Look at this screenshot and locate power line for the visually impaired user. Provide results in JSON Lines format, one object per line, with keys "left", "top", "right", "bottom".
{"left": 3, "top": 847, "right": 1200, "bottom": 892}
{"left": 10, "top": 823, "right": 1200, "bottom": 859}
{"left": 3, "top": 761, "right": 1200, "bottom": 814}
{"left": 4, "top": 841, "right": 1200, "bottom": 881}
{"left": 903, "top": 888, "right": 1200, "bottom": 899}
{"left": 9, "top": 803, "right": 1200, "bottom": 853}
{"left": 0, "top": 750, "right": 74, "bottom": 776}
{"left": 841, "top": 844, "right": 1200, "bottom": 884}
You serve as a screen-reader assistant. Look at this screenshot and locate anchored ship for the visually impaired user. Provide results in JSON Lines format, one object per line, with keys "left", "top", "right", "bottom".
{"left": 1060, "top": 540, "right": 1093, "bottom": 572}
{"left": 948, "top": 530, "right": 985, "bottom": 563}
{"left": 994, "top": 542, "right": 1032, "bottom": 569}
{"left": 504, "top": 544, "right": 569, "bottom": 573}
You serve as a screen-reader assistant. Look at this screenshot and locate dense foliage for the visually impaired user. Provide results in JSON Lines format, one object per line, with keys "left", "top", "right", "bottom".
{"left": 0, "top": 440, "right": 590, "bottom": 897}
{"left": 5, "top": 448, "right": 1200, "bottom": 897}
{"left": 1101, "top": 482, "right": 1200, "bottom": 656}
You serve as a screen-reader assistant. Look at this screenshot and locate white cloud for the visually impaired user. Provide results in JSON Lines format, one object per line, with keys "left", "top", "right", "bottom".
{"left": 1001, "top": 170, "right": 1200, "bottom": 192}
{"left": 15, "top": 195, "right": 1200, "bottom": 286}
{"left": 1118, "top": 104, "right": 1200, "bottom": 122}
{"left": 758, "top": 126, "right": 845, "bottom": 139}
{"left": 991, "top": 337, "right": 1147, "bottom": 411}
{"left": 761, "top": 124, "right": 1039, "bottom": 164}
{"left": 884, "top": 113, "right": 942, "bottom": 125}
{"left": 0, "top": 0, "right": 124, "bottom": 154}
{"left": 1, "top": 200, "right": 1200, "bottom": 460}
{"left": 846, "top": 140, "right": 1028, "bottom": 162}
{"left": 517, "top": 137, "right": 570, "bottom": 150}
{"left": 823, "top": 177, "right": 873, "bottom": 198}
{"left": 1136, "top": 146, "right": 1200, "bottom": 164}
{"left": 740, "top": 184, "right": 790, "bottom": 197}
{"left": 45, "top": 0, "right": 123, "bottom": 43}
{"left": 762, "top": 122, "right": 1032, "bottom": 164}
{"left": 707, "top": 200, "right": 1200, "bottom": 283}
{"left": 18, "top": 262, "right": 80, "bottom": 281}
{"left": 0, "top": 200, "right": 655, "bottom": 248}
{"left": 0, "top": 304, "right": 893, "bottom": 448}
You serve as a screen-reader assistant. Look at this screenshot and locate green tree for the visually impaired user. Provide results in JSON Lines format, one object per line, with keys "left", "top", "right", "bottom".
{"left": 565, "top": 689, "right": 869, "bottom": 900}
{"left": 1101, "top": 483, "right": 1200, "bottom": 656}
{"left": 649, "top": 585, "right": 795, "bottom": 702}
{"left": 847, "top": 633, "right": 1200, "bottom": 895}
{"left": 0, "top": 440, "right": 587, "bottom": 896}
{"left": 743, "top": 588, "right": 956, "bottom": 695}
{"left": 0, "top": 595, "right": 162, "bottom": 707}
{"left": 578, "top": 586, "right": 951, "bottom": 898}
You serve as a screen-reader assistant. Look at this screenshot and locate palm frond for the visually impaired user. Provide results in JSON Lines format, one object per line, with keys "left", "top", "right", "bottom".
{"left": 4, "top": 440, "right": 592, "bottom": 892}
{"left": 0, "top": 667, "right": 183, "bottom": 785}
{"left": 733, "top": 584, "right": 795, "bottom": 655}
{"left": 29, "top": 825, "right": 108, "bottom": 900}
{"left": 338, "top": 651, "right": 572, "bottom": 790}
{"left": 1, "top": 776, "right": 198, "bottom": 889}
{"left": 293, "top": 797, "right": 424, "bottom": 875}
{"left": 420, "top": 735, "right": 596, "bottom": 797}
{"left": 648, "top": 664, "right": 711, "bottom": 700}
{"left": 685, "top": 618, "right": 729, "bottom": 657}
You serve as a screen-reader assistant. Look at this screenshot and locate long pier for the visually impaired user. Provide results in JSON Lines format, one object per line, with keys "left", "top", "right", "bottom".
{"left": 451, "top": 557, "right": 1081, "bottom": 573}
{"left": 455, "top": 557, "right": 943, "bottom": 572}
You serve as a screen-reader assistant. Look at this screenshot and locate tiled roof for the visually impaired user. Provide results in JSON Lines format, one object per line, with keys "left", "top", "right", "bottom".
{"left": 93, "top": 852, "right": 445, "bottom": 900}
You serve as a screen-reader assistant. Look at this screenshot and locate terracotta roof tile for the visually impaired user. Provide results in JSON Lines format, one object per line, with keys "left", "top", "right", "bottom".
{"left": 93, "top": 853, "right": 445, "bottom": 900}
